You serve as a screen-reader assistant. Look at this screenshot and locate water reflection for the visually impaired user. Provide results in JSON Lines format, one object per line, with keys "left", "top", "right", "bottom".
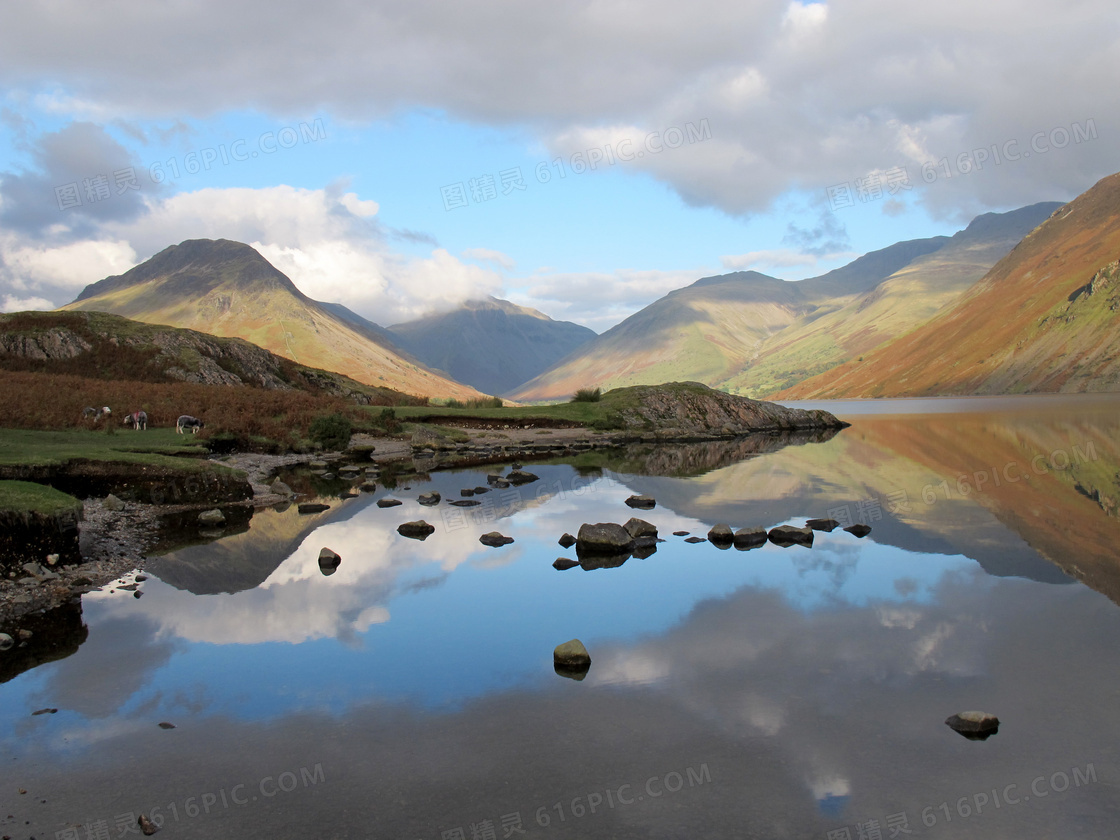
{"left": 2, "top": 397, "right": 1119, "bottom": 838}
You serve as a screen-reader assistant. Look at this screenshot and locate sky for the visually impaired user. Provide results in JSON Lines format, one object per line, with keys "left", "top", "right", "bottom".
{"left": 0, "top": 1, "right": 1115, "bottom": 333}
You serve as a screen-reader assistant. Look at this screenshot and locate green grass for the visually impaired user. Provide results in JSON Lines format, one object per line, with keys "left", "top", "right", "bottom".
{"left": 0, "top": 480, "right": 83, "bottom": 515}
{"left": 0, "top": 427, "right": 216, "bottom": 471}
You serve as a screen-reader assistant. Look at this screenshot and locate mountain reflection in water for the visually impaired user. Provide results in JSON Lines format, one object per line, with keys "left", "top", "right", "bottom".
{"left": 1, "top": 396, "right": 1118, "bottom": 839}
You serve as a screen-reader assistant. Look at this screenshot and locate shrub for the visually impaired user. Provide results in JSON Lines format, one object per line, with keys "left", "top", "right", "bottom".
{"left": 308, "top": 412, "right": 353, "bottom": 451}
{"left": 377, "top": 407, "right": 402, "bottom": 434}
{"left": 571, "top": 387, "right": 602, "bottom": 403}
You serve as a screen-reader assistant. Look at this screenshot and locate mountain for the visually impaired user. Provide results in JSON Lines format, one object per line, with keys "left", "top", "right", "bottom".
{"left": 511, "top": 204, "right": 1056, "bottom": 401}
{"left": 61, "top": 239, "right": 482, "bottom": 400}
{"left": 778, "top": 174, "right": 1120, "bottom": 397}
{"left": 386, "top": 297, "right": 596, "bottom": 396}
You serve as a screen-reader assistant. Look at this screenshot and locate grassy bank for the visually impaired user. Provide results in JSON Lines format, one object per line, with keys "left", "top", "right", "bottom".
{"left": 0, "top": 480, "right": 83, "bottom": 515}
{"left": 0, "top": 427, "right": 215, "bottom": 471}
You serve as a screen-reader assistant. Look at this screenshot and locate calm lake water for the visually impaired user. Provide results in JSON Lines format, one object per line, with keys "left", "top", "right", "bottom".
{"left": 3, "top": 396, "right": 1119, "bottom": 839}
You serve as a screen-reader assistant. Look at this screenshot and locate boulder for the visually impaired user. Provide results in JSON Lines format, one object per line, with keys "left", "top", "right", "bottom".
{"left": 103, "top": 494, "right": 125, "bottom": 511}
{"left": 376, "top": 497, "right": 402, "bottom": 508}
{"left": 845, "top": 523, "right": 872, "bottom": 538}
{"left": 768, "top": 525, "right": 814, "bottom": 547}
{"left": 806, "top": 518, "right": 841, "bottom": 532}
{"left": 624, "top": 518, "right": 658, "bottom": 540}
{"left": 198, "top": 509, "right": 226, "bottom": 526}
{"left": 558, "top": 533, "right": 577, "bottom": 548}
{"left": 0, "top": 633, "right": 13, "bottom": 651}
{"left": 625, "top": 494, "right": 656, "bottom": 509}
{"left": 945, "top": 711, "right": 1000, "bottom": 740}
{"left": 418, "top": 492, "right": 441, "bottom": 506}
{"left": 506, "top": 470, "right": 539, "bottom": 486}
{"left": 318, "top": 547, "right": 342, "bottom": 575}
{"left": 553, "top": 558, "right": 580, "bottom": 571}
{"left": 398, "top": 520, "right": 435, "bottom": 540}
{"left": 733, "top": 527, "right": 768, "bottom": 550}
{"left": 707, "top": 523, "right": 734, "bottom": 547}
{"left": 576, "top": 522, "right": 635, "bottom": 554}
{"left": 479, "top": 532, "right": 514, "bottom": 547}
{"left": 298, "top": 503, "right": 331, "bottom": 514}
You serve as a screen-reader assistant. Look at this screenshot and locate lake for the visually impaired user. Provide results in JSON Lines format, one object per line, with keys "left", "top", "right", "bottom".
{"left": 3, "top": 396, "right": 1119, "bottom": 839}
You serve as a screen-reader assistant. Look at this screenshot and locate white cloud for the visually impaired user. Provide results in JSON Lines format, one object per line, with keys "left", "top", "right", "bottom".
{"left": 461, "top": 247, "right": 515, "bottom": 271}
{"left": 720, "top": 249, "right": 821, "bottom": 272}
{"left": 2, "top": 293, "right": 56, "bottom": 312}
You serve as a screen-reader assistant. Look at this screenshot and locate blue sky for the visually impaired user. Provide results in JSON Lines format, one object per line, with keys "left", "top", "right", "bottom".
{"left": 0, "top": 1, "right": 1115, "bottom": 331}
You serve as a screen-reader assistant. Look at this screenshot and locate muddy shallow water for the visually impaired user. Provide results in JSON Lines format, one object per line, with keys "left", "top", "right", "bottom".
{"left": 2, "top": 396, "right": 1119, "bottom": 839}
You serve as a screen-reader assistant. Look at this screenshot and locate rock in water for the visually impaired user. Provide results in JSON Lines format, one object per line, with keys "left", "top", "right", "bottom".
{"left": 945, "top": 711, "right": 1000, "bottom": 740}
{"left": 418, "top": 492, "right": 441, "bottom": 506}
{"left": 298, "top": 503, "right": 331, "bottom": 514}
{"left": 398, "top": 520, "right": 435, "bottom": 540}
{"left": 553, "top": 558, "right": 579, "bottom": 571}
{"left": 554, "top": 638, "right": 592, "bottom": 671}
{"left": 806, "top": 518, "right": 841, "bottom": 532}
{"left": 318, "top": 547, "right": 342, "bottom": 575}
{"left": 138, "top": 813, "right": 161, "bottom": 835}
{"left": 768, "top": 525, "right": 814, "bottom": 547}
{"left": 558, "top": 533, "right": 577, "bottom": 548}
{"left": 506, "top": 470, "right": 539, "bottom": 486}
{"left": 103, "top": 494, "right": 125, "bottom": 511}
{"left": 450, "top": 499, "right": 481, "bottom": 507}
{"left": 845, "top": 523, "right": 872, "bottom": 538}
{"left": 733, "top": 527, "right": 768, "bottom": 550}
{"left": 198, "top": 508, "right": 226, "bottom": 526}
{"left": 708, "top": 523, "right": 734, "bottom": 548}
{"left": 684, "top": 536, "right": 707, "bottom": 544}
{"left": 376, "top": 498, "right": 402, "bottom": 508}
{"left": 625, "top": 494, "right": 656, "bottom": 509}
{"left": 576, "top": 522, "right": 635, "bottom": 553}
{"left": 624, "top": 518, "right": 658, "bottom": 540}
{"left": 479, "top": 532, "right": 514, "bottom": 547}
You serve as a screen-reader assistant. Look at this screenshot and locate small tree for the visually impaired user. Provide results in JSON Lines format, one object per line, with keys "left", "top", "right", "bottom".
{"left": 309, "top": 412, "right": 353, "bottom": 451}
{"left": 571, "top": 387, "right": 602, "bottom": 403}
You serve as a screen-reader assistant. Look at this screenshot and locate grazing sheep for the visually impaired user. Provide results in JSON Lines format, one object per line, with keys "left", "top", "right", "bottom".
{"left": 82, "top": 406, "right": 111, "bottom": 423}
{"left": 176, "top": 415, "right": 204, "bottom": 435}
{"left": 122, "top": 410, "right": 148, "bottom": 430}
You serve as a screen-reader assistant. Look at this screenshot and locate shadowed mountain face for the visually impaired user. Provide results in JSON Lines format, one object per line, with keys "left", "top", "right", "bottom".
{"left": 387, "top": 297, "right": 596, "bottom": 396}
{"left": 62, "top": 239, "right": 483, "bottom": 400}
{"left": 779, "top": 174, "right": 1120, "bottom": 397}
{"left": 511, "top": 204, "right": 1059, "bottom": 401}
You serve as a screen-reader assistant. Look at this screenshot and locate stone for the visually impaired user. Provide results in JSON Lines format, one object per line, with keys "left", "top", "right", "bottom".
{"left": 0, "top": 632, "right": 13, "bottom": 651}
{"left": 460, "top": 488, "right": 475, "bottom": 497}
{"left": 103, "top": 494, "right": 125, "bottom": 511}
{"left": 480, "top": 532, "right": 515, "bottom": 547}
{"left": 450, "top": 499, "right": 481, "bottom": 507}
{"left": 198, "top": 509, "right": 226, "bottom": 526}
{"left": 18, "top": 629, "right": 33, "bottom": 640}
{"left": 473, "top": 486, "right": 490, "bottom": 494}
{"left": 320, "top": 472, "right": 336, "bottom": 481}
{"left": 554, "top": 638, "right": 591, "bottom": 667}
{"left": 318, "top": 547, "right": 342, "bottom": 575}
{"left": 845, "top": 523, "right": 872, "bottom": 538}
{"left": 684, "top": 536, "right": 706, "bottom": 544}
{"left": 31, "top": 707, "right": 57, "bottom": 715}
{"left": 270, "top": 479, "right": 295, "bottom": 497}
{"left": 624, "top": 518, "right": 658, "bottom": 539}
{"left": 576, "top": 522, "right": 635, "bottom": 553}
{"left": 494, "top": 479, "right": 511, "bottom": 489}
{"left": 945, "top": 711, "right": 1000, "bottom": 740}
{"left": 806, "top": 518, "right": 841, "bottom": 532}
{"left": 251, "top": 483, "right": 273, "bottom": 496}
{"left": 398, "top": 520, "right": 435, "bottom": 540}
{"left": 625, "top": 494, "right": 656, "bottom": 509}
{"left": 558, "top": 533, "right": 577, "bottom": 548}
{"left": 673, "top": 530, "right": 690, "bottom": 537}
{"left": 768, "top": 525, "right": 814, "bottom": 547}
{"left": 506, "top": 470, "right": 539, "bottom": 486}
{"left": 418, "top": 492, "right": 441, "bottom": 506}
{"left": 707, "top": 524, "right": 734, "bottom": 547}
{"left": 46, "top": 553, "right": 60, "bottom": 566}
{"left": 298, "top": 503, "right": 331, "bottom": 514}
{"left": 138, "top": 813, "right": 161, "bottom": 835}
{"left": 376, "top": 498, "right": 402, "bottom": 508}
{"left": 359, "top": 482, "right": 378, "bottom": 492}
{"left": 158, "top": 721, "right": 176, "bottom": 729}
{"left": 553, "top": 558, "right": 579, "bottom": 570}
{"left": 486, "top": 473, "right": 504, "bottom": 485}
{"left": 733, "top": 527, "right": 768, "bottom": 550}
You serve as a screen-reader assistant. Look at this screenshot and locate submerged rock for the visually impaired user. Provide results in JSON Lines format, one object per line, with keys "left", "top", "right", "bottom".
{"left": 558, "top": 533, "right": 577, "bottom": 548}
{"left": 733, "top": 527, "right": 768, "bottom": 550}
{"left": 398, "top": 520, "right": 435, "bottom": 540}
{"left": 298, "top": 503, "right": 331, "bottom": 514}
{"left": 673, "top": 530, "right": 690, "bottom": 537}
{"left": 506, "top": 470, "right": 539, "bottom": 486}
{"left": 684, "top": 536, "right": 707, "bottom": 544}
{"left": 450, "top": 499, "right": 481, "bottom": 507}
{"left": 945, "top": 711, "right": 1000, "bottom": 740}
{"left": 625, "top": 494, "right": 656, "bottom": 509}
{"left": 479, "top": 532, "right": 514, "bottom": 547}
{"left": 553, "top": 557, "right": 580, "bottom": 571}
{"left": 845, "top": 523, "right": 873, "bottom": 538}
{"left": 576, "top": 522, "right": 634, "bottom": 553}
{"left": 418, "top": 491, "right": 441, "bottom": 506}
{"left": 768, "top": 525, "right": 814, "bottom": 547}
{"left": 460, "top": 488, "right": 475, "bottom": 497}
{"left": 376, "top": 498, "right": 402, "bottom": 508}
